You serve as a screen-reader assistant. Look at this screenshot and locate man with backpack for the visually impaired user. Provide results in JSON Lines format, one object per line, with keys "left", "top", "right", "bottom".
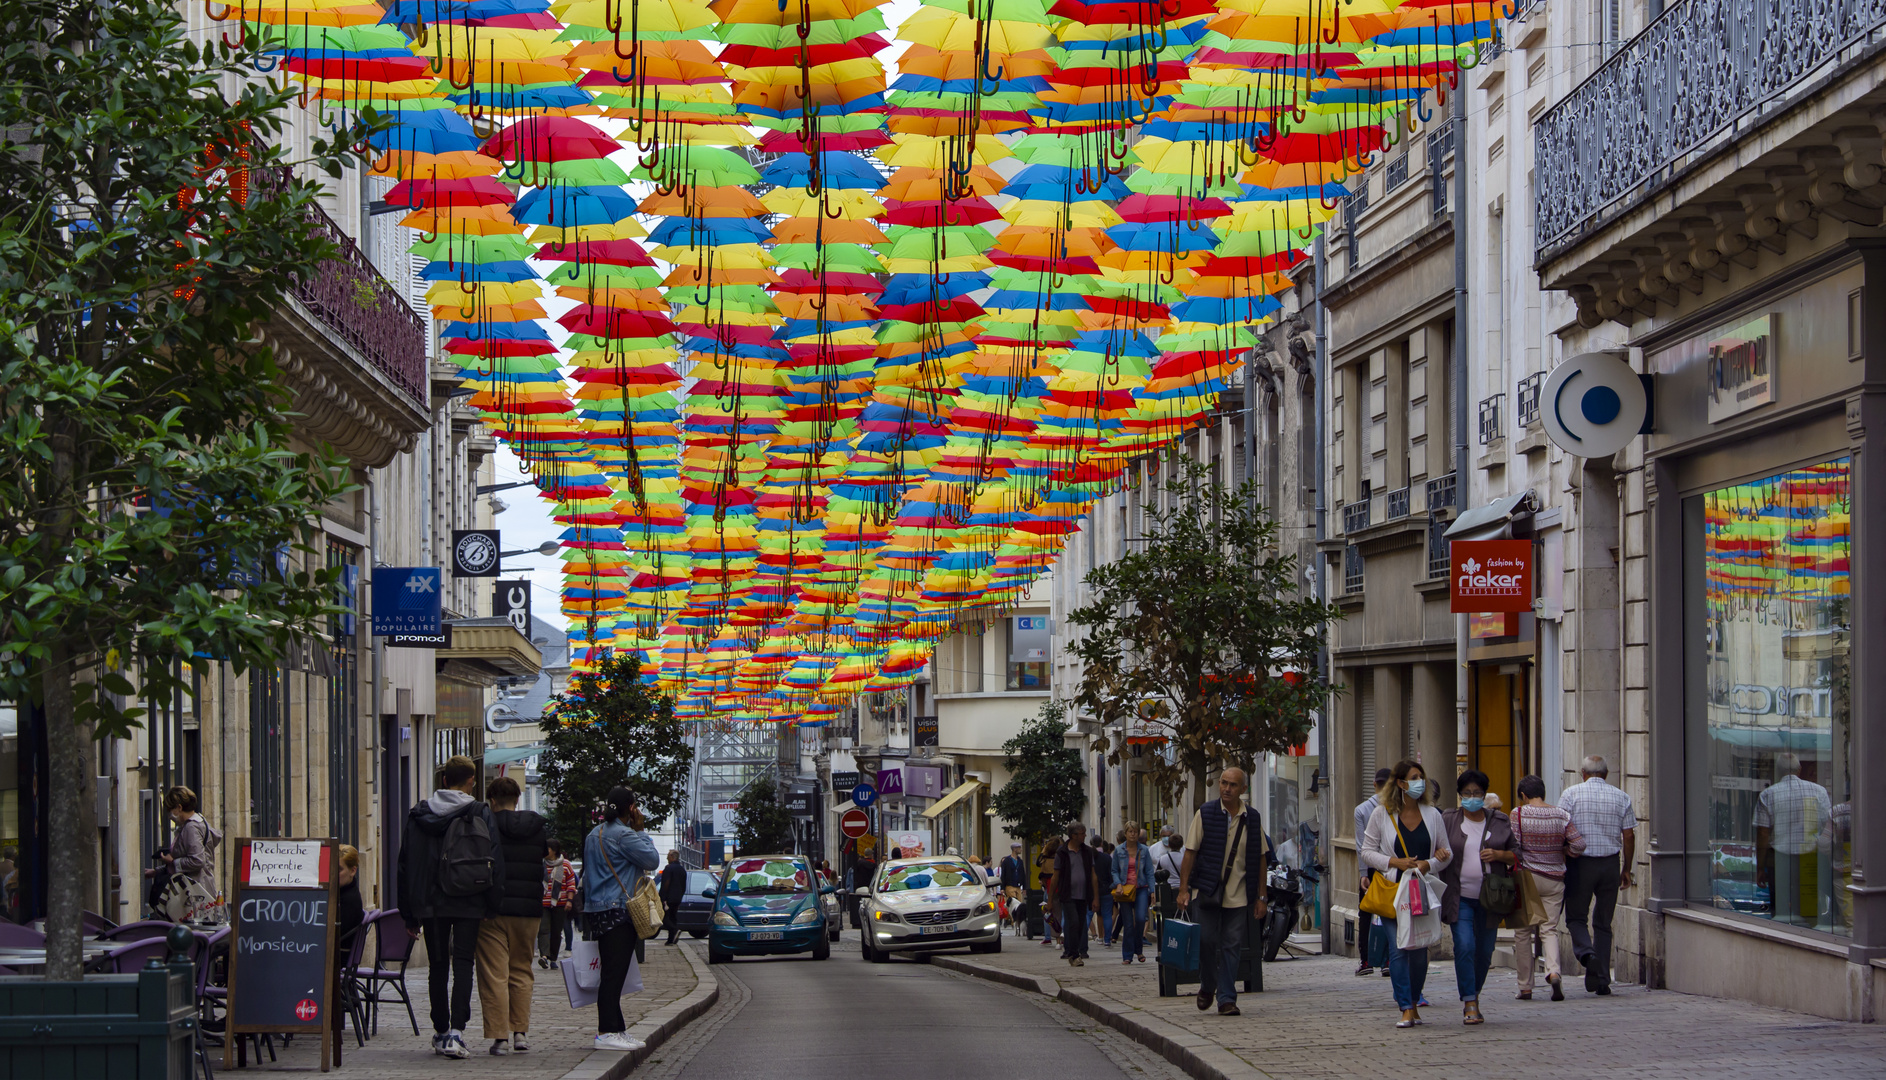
{"left": 399, "top": 754, "right": 505, "bottom": 1060}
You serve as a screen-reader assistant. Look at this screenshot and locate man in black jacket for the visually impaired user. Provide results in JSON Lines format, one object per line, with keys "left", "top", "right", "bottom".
{"left": 398, "top": 755, "right": 504, "bottom": 1060}
{"left": 477, "top": 776, "right": 546, "bottom": 1056}
{"left": 657, "top": 850, "right": 689, "bottom": 945}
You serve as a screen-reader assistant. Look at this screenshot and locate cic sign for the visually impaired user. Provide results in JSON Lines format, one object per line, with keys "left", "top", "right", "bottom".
{"left": 1449, "top": 540, "right": 1533, "bottom": 614}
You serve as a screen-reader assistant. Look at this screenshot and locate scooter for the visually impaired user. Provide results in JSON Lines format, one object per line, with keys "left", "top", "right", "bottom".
{"left": 1262, "top": 861, "right": 1325, "bottom": 961}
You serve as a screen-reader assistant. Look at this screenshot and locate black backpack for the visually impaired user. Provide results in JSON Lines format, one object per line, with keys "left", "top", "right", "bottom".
{"left": 437, "top": 810, "right": 496, "bottom": 897}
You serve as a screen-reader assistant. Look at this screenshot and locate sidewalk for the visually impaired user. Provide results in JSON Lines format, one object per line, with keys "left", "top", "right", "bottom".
{"left": 935, "top": 928, "right": 1886, "bottom": 1080}
{"left": 227, "top": 939, "right": 700, "bottom": 1079}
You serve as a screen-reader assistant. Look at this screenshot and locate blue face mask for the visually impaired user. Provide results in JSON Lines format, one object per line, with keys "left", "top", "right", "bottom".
{"left": 1405, "top": 779, "right": 1427, "bottom": 799}
{"left": 1460, "top": 796, "right": 1485, "bottom": 813}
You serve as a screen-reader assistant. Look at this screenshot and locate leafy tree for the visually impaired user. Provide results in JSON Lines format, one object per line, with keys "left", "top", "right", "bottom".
{"left": 990, "top": 701, "right": 1087, "bottom": 855}
{"left": 1070, "top": 457, "right": 1342, "bottom": 809}
{"left": 0, "top": 0, "right": 368, "bottom": 979}
{"left": 539, "top": 650, "right": 692, "bottom": 855}
{"left": 733, "top": 776, "right": 794, "bottom": 856}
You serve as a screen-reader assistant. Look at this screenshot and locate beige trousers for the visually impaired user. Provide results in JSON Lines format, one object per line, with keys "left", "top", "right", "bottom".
{"left": 1512, "top": 873, "right": 1567, "bottom": 993}
{"left": 475, "top": 915, "right": 538, "bottom": 1039}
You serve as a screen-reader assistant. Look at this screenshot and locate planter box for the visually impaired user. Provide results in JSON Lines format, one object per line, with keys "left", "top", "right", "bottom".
{"left": 0, "top": 961, "right": 195, "bottom": 1079}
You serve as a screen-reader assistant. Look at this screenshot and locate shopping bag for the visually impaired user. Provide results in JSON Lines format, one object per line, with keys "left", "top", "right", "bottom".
{"left": 1393, "top": 872, "right": 1444, "bottom": 950}
{"left": 1160, "top": 917, "right": 1200, "bottom": 970}
{"left": 1505, "top": 866, "right": 1548, "bottom": 929}
{"left": 559, "top": 956, "right": 599, "bottom": 1009}
{"left": 570, "top": 937, "right": 602, "bottom": 990}
{"left": 622, "top": 953, "right": 644, "bottom": 996}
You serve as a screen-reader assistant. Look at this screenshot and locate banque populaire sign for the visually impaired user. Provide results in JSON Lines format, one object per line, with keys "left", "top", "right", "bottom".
{"left": 1449, "top": 539, "right": 1534, "bottom": 614}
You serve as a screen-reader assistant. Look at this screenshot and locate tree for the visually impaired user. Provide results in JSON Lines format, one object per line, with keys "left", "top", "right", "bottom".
{"left": 733, "top": 776, "right": 794, "bottom": 856}
{"left": 1070, "top": 456, "right": 1342, "bottom": 810}
{"left": 539, "top": 650, "right": 692, "bottom": 856}
{"left": 990, "top": 701, "right": 1087, "bottom": 853}
{"left": 0, "top": 1, "right": 368, "bottom": 979}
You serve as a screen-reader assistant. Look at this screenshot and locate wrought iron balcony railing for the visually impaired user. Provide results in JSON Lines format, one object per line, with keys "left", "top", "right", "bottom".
{"left": 1343, "top": 544, "right": 1365, "bottom": 594}
{"left": 1478, "top": 393, "right": 1505, "bottom": 445}
{"left": 1534, "top": 0, "right": 1886, "bottom": 256}
{"left": 1516, "top": 372, "right": 1545, "bottom": 428}
{"left": 1385, "top": 486, "right": 1411, "bottom": 522}
{"left": 1427, "top": 519, "right": 1451, "bottom": 580}
{"left": 1342, "top": 498, "right": 1371, "bottom": 534}
{"left": 1425, "top": 472, "right": 1457, "bottom": 517}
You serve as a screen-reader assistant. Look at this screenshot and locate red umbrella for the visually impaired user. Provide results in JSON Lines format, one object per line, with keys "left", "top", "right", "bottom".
{"left": 480, "top": 116, "right": 621, "bottom": 162}
{"left": 384, "top": 176, "right": 516, "bottom": 209}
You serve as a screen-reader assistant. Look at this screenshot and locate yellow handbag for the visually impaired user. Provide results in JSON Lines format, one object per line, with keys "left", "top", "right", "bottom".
{"left": 1359, "top": 815, "right": 1412, "bottom": 919}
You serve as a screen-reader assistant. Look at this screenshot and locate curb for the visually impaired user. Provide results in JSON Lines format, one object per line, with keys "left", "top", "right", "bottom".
{"left": 931, "top": 956, "right": 1261, "bottom": 1080}
{"left": 560, "top": 942, "right": 721, "bottom": 1080}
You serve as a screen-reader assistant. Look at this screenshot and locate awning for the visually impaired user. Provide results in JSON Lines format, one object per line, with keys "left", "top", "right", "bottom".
{"left": 1444, "top": 490, "right": 1535, "bottom": 541}
{"left": 922, "top": 779, "right": 984, "bottom": 819}
{"left": 483, "top": 744, "right": 544, "bottom": 766}
{"left": 436, "top": 616, "right": 543, "bottom": 687}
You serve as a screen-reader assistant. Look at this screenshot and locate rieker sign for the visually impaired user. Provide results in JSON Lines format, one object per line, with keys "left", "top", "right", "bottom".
{"left": 1449, "top": 539, "right": 1534, "bottom": 614}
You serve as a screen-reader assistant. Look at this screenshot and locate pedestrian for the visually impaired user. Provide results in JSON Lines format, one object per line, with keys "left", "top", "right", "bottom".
{"left": 1754, "top": 752, "right": 1833, "bottom": 927}
{"left": 162, "top": 785, "right": 224, "bottom": 915}
{"left": 582, "top": 786, "right": 660, "bottom": 1052}
{"left": 1557, "top": 755, "right": 1635, "bottom": 995}
{"left": 1440, "top": 770, "right": 1517, "bottom": 1026}
{"left": 1152, "top": 827, "right": 1185, "bottom": 885}
{"left": 817, "top": 859, "right": 836, "bottom": 886}
{"left": 476, "top": 776, "right": 546, "bottom": 1056}
{"left": 1112, "top": 822, "right": 1153, "bottom": 964}
{"left": 1092, "top": 838, "right": 1115, "bottom": 945}
{"left": 332, "top": 844, "right": 365, "bottom": 1059}
{"left": 657, "top": 850, "right": 689, "bottom": 946}
{"left": 1353, "top": 767, "right": 1393, "bottom": 977}
{"left": 1360, "top": 759, "right": 1453, "bottom": 1028}
{"left": 539, "top": 839, "right": 576, "bottom": 968}
{"left": 998, "top": 842, "right": 1027, "bottom": 934}
{"left": 890, "top": 846, "right": 904, "bottom": 860}
{"left": 397, "top": 754, "right": 504, "bottom": 1060}
{"left": 1052, "top": 822, "right": 1101, "bottom": 966}
{"left": 1176, "top": 768, "right": 1267, "bottom": 1017}
{"left": 1036, "top": 836, "right": 1061, "bottom": 946}
{"left": 1510, "top": 774, "right": 1584, "bottom": 1001}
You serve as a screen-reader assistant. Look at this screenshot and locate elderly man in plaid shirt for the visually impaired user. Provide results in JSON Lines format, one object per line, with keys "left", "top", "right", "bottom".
{"left": 1558, "top": 755, "right": 1635, "bottom": 996}
{"left": 1754, "top": 753, "right": 1833, "bottom": 928}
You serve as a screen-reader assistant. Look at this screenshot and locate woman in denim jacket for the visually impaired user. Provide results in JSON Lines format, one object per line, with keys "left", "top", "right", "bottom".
{"left": 582, "top": 787, "right": 660, "bottom": 1051}
{"left": 1111, "top": 823, "right": 1156, "bottom": 964}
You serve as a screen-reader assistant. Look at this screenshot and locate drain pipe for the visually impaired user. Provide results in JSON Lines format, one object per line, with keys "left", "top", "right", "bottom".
{"left": 1312, "top": 235, "right": 1330, "bottom": 954}
{"left": 1451, "top": 88, "right": 1471, "bottom": 767}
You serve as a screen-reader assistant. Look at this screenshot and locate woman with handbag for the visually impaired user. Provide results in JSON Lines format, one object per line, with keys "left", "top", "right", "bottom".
{"left": 581, "top": 787, "right": 660, "bottom": 1052}
{"left": 1510, "top": 774, "right": 1585, "bottom": 1001}
{"left": 1112, "top": 824, "right": 1154, "bottom": 963}
{"left": 1440, "top": 770, "right": 1518, "bottom": 1025}
{"left": 1360, "top": 760, "right": 1453, "bottom": 1029}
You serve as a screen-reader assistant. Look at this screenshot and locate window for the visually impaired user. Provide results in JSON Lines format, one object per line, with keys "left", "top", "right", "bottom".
{"left": 1686, "top": 458, "right": 1851, "bottom": 937}
{"left": 1007, "top": 616, "right": 1049, "bottom": 690}
{"left": 1345, "top": 188, "right": 1367, "bottom": 269}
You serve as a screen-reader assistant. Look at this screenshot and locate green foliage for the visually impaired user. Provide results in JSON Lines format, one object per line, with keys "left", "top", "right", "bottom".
{"left": 1070, "top": 457, "right": 1342, "bottom": 808}
{"left": 539, "top": 650, "right": 692, "bottom": 855}
{"left": 733, "top": 776, "right": 794, "bottom": 856}
{"left": 0, "top": 0, "right": 373, "bottom": 738}
{"left": 990, "top": 701, "right": 1087, "bottom": 848}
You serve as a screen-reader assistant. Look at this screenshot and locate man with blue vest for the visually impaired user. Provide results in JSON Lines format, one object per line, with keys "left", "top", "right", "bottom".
{"left": 1175, "top": 767, "right": 1267, "bottom": 1015}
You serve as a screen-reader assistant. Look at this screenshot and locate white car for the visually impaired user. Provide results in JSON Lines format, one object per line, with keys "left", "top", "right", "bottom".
{"left": 854, "top": 856, "right": 1001, "bottom": 962}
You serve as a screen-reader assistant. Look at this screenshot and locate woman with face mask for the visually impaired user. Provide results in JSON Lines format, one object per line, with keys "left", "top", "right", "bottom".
{"left": 1359, "top": 760, "right": 1454, "bottom": 1028}
{"left": 1440, "top": 770, "right": 1518, "bottom": 1024}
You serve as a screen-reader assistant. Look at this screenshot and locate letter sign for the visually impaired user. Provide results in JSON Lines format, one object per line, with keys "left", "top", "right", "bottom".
{"left": 1450, "top": 539, "right": 1534, "bottom": 614}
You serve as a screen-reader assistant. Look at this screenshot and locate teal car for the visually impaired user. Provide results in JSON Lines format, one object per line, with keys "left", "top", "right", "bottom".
{"left": 703, "top": 854, "right": 835, "bottom": 964}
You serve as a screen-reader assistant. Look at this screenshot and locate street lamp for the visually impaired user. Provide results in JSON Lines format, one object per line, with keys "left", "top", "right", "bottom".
{"left": 498, "top": 540, "right": 561, "bottom": 559}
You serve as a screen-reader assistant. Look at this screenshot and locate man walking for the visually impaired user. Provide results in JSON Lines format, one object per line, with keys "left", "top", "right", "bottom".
{"left": 1353, "top": 768, "right": 1393, "bottom": 976}
{"left": 1053, "top": 822, "right": 1101, "bottom": 966}
{"left": 1152, "top": 827, "right": 1185, "bottom": 884}
{"left": 657, "top": 850, "right": 690, "bottom": 945}
{"left": 477, "top": 776, "right": 546, "bottom": 1056}
{"left": 539, "top": 839, "right": 575, "bottom": 967}
{"left": 998, "top": 842, "right": 1027, "bottom": 934}
{"left": 1177, "top": 768, "right": 1267, "bottom": 1016}
{"left": 398, "top": 755, "right": 504, "bottom": 1059}
{"left": 1558, "top": 755, "right": 1635, "bottom": 996}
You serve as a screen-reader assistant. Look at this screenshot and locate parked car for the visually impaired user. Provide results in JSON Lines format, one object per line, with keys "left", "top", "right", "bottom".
{"left": 704, "top": 855, "right": 835, "bottom": 964}
{"left": 672, "top": 870, "right": 718, "bottom": 939}
{"left": 855, "top": 856, "right": 1000, "bottom": 962}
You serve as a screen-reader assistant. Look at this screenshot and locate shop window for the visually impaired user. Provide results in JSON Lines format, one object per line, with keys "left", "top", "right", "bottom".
{"left": 1007, "top": 616, "right": 1049, "bottom": 690}
{"left": 1687, "top": 457, "right": 1851, "bottom": 937}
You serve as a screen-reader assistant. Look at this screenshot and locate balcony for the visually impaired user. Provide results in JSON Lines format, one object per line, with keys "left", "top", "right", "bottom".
{"left": 1478, "top": 394, "right": 1505, "bottom": 446}
{"left": 1516, "top": 372, "right": 1544, "bottom": 428}
{"left": 1384, "top": 486, "right": 1411, "bottom": 522}
{"left": 1342, "top": 499, "right": 1371, "bottom": 535}
{"left": 1425, "top": 472, "right": 1457, "bottom": 518}
{"left": 1427, "top": 518, "right": 1451, "bottom": 580}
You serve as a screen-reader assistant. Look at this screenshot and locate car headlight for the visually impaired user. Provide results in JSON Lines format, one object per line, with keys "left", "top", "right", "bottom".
{"left": 791, "top": 908, "right": 820, "bottom": 925}
{"left": 871, "top": 908, "right": 904, "bottom": 923}
{"left": 975, "top": 900, "right": 997, "bottom": 916}
{"left": 712, "top": 912, "right": 738, "bottom": 927}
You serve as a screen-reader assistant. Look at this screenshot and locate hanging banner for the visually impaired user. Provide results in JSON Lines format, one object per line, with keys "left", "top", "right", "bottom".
{"left": 1450, "top": 540, "right": 1535, "bottom": 613}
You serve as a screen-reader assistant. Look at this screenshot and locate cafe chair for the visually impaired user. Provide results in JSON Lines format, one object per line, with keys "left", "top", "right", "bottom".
{"left": 80, "top": 910, "right": 116, "bottom": 935}
{"left": 84, "top": 935, "right": 170, "bottom": 974}
{"left": 339, "top": 909, "right": 375, "bottom": 1049}
{"left": 195, "top": 927, "right": 231, "bottom": 1045}
{"left": 100, "top": 919, "right": 175, "bottom": 942}
{"left": 356, "top": 909, "right": 418, "bottom": 1036}
{"left": 0, "top": 922, "right": 45, "bottom": 948}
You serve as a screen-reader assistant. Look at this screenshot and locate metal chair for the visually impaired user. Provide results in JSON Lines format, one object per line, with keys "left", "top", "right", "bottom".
{"left": 355, "top": 909, "right": 418, "bottom": 1036}
{"left": 80, "top": 910, "right": 115, "bottom": 935}
{"left": 83, "top": 935, "right": 170, "bottom": 974}
{"left": 338, "top": 908, "right": 375, "bottom": 1049}
{"left": 99, "top": 919, "right": 176, "bottom": 942}
{"left": 0, "top": 922, "right": 45, "bottom": 948}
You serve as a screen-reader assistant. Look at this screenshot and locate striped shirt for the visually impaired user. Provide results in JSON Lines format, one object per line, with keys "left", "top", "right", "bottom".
{"left": 1557, "top": 777, "right": 1636, "bottom": 858}
{"left": 1509, "top": 804, "right": 1585, "bottom": 880}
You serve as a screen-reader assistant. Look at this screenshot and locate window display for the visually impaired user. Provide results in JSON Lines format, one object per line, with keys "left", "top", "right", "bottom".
{"left": 1691, "top": 458, "right": 1851, "bottom": 936}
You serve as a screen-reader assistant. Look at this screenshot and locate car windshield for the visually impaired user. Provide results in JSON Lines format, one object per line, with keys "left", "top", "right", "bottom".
{"left": 878, "top": 860, "right": 977, "bottom": 892}
{"left": 687, "top": 871, "right": 716, "bottom": 894}
{"left": 723, "top": 858, "right": 811, "bottom": 894}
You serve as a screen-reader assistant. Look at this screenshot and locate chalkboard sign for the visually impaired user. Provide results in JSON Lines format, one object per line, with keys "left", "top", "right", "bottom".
{"left": 225, "top": 837, "right": 338, "bottom": 1073}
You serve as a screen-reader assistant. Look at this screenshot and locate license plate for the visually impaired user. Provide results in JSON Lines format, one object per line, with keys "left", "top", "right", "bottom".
{"left": 918, "top": 923, "right": 956, "bottom": 936}
{"left": 748, "top": 931, "right": 783, "bottom": 941}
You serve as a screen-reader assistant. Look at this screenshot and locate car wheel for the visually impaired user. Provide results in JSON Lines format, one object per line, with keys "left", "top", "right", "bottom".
{"left": 707, "top": 944, "right": 729, "bottom": 966}
{"left": 689, "top": 930, "right": 707, "bottom": 939}
{"left": 828, "top": 925, "right": 841, "bottom": 942}
{"left": 812, "top": 935, "right": 830, "bottom": 961}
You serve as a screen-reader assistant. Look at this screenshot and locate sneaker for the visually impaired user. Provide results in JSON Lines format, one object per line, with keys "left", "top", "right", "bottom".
{"left": 489, "top": 1039, "right": 510, "bottom": 1056}
{"left": 511, "top": 1033, "right": 529, "bottom": 1053}
{"left": 594, "top": 1033, "right": 646, "bottom": 1052}
{"left": 1218, "top": 1002, "right": 1240, "bottom": 1016}
{"left": 440, "top": 1031, "right": 470, "bottom": 1059}
{"left": 431, "top": 1033, "right": 448, "bottom": 1056}
{"left": 1354, "top": 963, "right": 1375, "bottom": 977}
{"left": 1381, "top": 967, "right": 1392, "bottom": 978}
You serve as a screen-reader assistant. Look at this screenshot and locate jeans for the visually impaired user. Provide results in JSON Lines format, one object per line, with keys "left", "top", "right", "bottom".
{"left": 1099, "top": 896, "right": 1115, "bottom": 942}
{"left": 1564, "top": 854, "right": 1620, "bottom": 988}
{"left": 1450, "top": 898, "right": 1498, "bottom": 1002}
{"left": 1120, "top": 889, "right": 1152, "bottom": 961}
{"left": 1359, "top": 871, "right": 1392, "bottom": 968}
{"left": 1060, "top": 900, "right": 1091, "bottom": 958}
{"left": 538, "top": 908, "right": 569, "bottom": 964}
{"left": 422, "top": 917, "right": 481, "bottom": 1035}
{"left": 1388, "top": 931, "right": 1429, "bottom": 1011}
{"left": 595, "top": 921, "right": 639, "bottom": 1034}
{"left": 1193, "top": 898, "right": 1248, "bottom": 1005}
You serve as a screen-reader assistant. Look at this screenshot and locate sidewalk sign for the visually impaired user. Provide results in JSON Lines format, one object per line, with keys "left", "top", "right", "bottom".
{"left": 224, "top": 837, "right": 338, "bottom": 1072}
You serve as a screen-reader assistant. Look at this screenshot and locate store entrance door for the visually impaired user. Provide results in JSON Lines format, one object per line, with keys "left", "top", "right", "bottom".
{"left": 1470, "top": 663, "right": 1531, "bottom": 805}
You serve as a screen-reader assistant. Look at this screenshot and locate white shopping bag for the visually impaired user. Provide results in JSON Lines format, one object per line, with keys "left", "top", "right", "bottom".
{"left": 570, "top": 937, "right": 602, "bottom": 990}
{"left": 1393, "top": 872, "right": 1444, "bottom": 951}
{"left": 622, "top": 953, "right": 644, "bottom": 996}
{"left": 559, "top": 956, "right": 599, "bottom": 1009}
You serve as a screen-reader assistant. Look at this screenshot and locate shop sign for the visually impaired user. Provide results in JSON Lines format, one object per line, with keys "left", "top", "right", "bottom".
{"left": 831, "top": 771, "right": 860, "bottom": 792}
{"left": 1539, "top": 351, "right": 1650, "bottom": 458}
{"left": 784, "top": 789, "right": 814, "bottom": 819}
{"left": 1706, "top": 314, "right": 1776, "bottom": 423}
{"left": 913, "top": 715, "right": 939, "bottom": 747}
{"left": 888, "top": 829, "right": 932, "bottom": 858}
{"left": 372, "top": 567, "right": 442, "bottom": 637}
{"left": 711, "top": 801, "right": 740, "bottom": 837}
{"left": 875, "top": 766, "right": 904, "bottom": 795}
{"left": 494, "top": 579, "right": 531, "bottom": 635}
{"left": 1450, "top": 540, "right": 1533, "bottom": 613}
{"left": 904, "top": 765, "right": 944, "bottom": 800}
{"left": 452, "top": 529, "right": 501, "bottom": 578}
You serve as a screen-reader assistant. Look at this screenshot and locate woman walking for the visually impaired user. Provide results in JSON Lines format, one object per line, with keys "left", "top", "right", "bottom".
{"left": 1510, "top": 774, "right": 1585, "bottom": 1001}
{"left": 1036, "top": 837, "right": 1062, "bottom": 947}
{"left": 1112, "top": 824, "right": 1154, "bottom": 963}
{"left": 1440, "top": 770, "right": 1517, "bottom": 1025}
{"left": 1360, "top": 760, "right": 1453, "bottom": 1028}
{"left": 582, "top": 787, "right": 660, "bottom": 1052}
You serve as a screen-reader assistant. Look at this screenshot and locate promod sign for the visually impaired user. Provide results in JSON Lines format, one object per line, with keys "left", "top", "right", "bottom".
{"left": 1449, "top": 540, "right": 1534, "bottom": 614}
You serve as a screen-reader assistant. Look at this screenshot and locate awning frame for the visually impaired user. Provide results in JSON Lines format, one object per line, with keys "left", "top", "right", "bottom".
{"left": 921, "top": 779, "right": 984, "bottom": 819}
